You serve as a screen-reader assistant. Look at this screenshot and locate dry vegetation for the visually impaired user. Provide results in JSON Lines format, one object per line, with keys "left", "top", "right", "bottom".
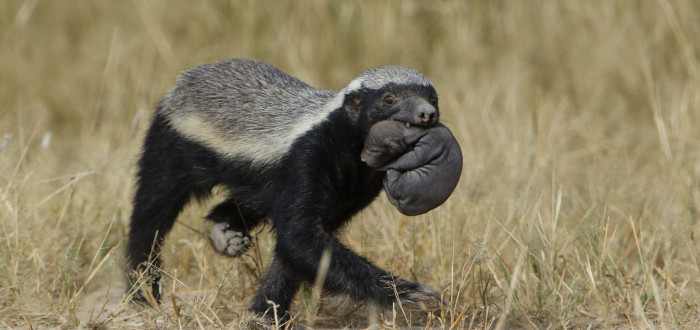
{"left": 1, "top": 0, "right": 700, "bottom": 328}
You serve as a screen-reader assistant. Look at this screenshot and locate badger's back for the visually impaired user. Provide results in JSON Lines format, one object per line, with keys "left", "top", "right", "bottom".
{"left": 159, "top": 59, "right": 339, "bottom": 165}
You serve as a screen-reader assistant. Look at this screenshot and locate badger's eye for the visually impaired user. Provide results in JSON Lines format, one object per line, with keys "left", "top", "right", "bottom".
{"left": 383, "top": 95, "right": 398, "bottom": 106}
{"left": 430, "top": 97, "right": 438, "bottom": 107}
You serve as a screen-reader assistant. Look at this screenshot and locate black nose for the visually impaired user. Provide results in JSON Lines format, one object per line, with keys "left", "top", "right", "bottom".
{"left": 416, "top": 103, "right": 437, "bottom": 125}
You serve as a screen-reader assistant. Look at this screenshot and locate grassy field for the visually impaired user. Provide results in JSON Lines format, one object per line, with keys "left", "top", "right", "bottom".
{"left": 1, "top": 0, "right": 700, "bottom": 328}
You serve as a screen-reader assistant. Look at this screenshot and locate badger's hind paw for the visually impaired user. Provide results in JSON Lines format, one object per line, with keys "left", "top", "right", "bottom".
{"left": 209, "top": 223, "right": 252, "bottom": 257}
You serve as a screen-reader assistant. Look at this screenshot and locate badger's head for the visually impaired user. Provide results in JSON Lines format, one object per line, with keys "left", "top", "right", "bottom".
{"left": 341, "top": 66, "right": 439, "bottom": 133}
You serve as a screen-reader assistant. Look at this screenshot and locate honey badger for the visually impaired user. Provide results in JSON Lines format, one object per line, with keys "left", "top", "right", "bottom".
{"left": 127, "top": 58, "right": 442, "bottom": 320}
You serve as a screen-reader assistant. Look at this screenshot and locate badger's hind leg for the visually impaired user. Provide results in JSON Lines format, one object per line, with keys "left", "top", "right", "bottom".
{"left": 127, "top": 113, "right": 219, "bottom": 305}
{"left": 206, "top": 197, "right": 265, "bottom": 257}
{"left": 128, "top": 152, "right": 199, "bottom": 305}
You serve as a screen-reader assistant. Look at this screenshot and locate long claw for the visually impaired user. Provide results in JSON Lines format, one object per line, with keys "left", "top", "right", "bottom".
{"left": 399, "top": 286, "right": 444, "bottom": 310}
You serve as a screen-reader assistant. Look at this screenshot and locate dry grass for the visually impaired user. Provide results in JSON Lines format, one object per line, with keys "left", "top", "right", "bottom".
{"left": 1, "top": 0, "right": 700, "bottom": 328}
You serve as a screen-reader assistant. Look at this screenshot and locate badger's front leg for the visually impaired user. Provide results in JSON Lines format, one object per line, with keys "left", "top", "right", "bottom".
{"left": 249, "top": 256, "right": 302, "bottom": 322}
{"left": 248, "top": 215, "right": 441, "bottom": 321}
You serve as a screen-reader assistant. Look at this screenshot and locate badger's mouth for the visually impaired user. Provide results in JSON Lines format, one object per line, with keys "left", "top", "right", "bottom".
{"left": 398, "top": 119, "right": 436, "bottom": 128}
{"left": 402, "top": 118, "right": 438, "bottom": 128}
{"left": 393, "top": 120, "right": 435, "bottom": 130}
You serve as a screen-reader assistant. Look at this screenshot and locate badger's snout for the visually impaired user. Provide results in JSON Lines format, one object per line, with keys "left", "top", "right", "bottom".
{"left": 388, "top": 97, "right": 439, "bottom": 127}
{"left": 415, "top": 102, "right": 437, "bottom": 126}
{"left": 403, "top": 98, "right": 438, "bottom": 127}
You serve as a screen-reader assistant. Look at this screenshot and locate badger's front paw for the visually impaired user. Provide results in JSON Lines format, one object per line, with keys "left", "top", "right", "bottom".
{"left": 396, "top": 281, "right": 444, "bottom": 310}
{"left": 209, "top": 223, "right": 252, "bottom": 257}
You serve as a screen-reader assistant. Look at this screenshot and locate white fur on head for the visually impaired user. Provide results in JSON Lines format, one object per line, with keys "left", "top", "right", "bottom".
{"left": 344, "top": 66, "right": 433, "bottom": 93}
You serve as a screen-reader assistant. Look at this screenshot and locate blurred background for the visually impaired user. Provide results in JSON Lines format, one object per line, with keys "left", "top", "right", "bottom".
{"left": 1, "top": 0, "right": 699, "bottom": 328}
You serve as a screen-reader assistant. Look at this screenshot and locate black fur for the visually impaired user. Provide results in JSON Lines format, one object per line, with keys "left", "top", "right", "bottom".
{"left": 128, "top": 64, "right": 440, "bottom": 321}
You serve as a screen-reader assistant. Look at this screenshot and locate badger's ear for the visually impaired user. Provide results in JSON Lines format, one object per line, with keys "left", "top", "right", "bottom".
{"left": 343, "top": 92, "right": 361, "bottom": 120}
